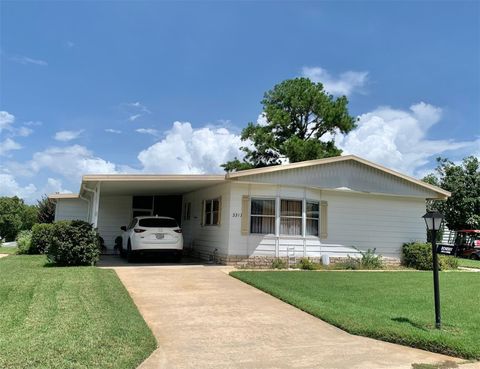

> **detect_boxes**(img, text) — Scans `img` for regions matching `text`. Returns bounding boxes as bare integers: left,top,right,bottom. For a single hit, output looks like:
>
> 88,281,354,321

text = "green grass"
0,255,156,369
0,246,19,254
456,258,480,269
231,270,480,360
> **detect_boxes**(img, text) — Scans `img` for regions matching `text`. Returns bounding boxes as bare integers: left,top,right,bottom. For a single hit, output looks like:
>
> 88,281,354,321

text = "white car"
120,216,183,262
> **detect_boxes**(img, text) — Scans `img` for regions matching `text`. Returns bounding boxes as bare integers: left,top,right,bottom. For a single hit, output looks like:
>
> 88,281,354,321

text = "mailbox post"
422,211,444,329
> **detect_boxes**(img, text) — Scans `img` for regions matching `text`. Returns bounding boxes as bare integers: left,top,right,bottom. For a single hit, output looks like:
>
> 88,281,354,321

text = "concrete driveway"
112,265,469,369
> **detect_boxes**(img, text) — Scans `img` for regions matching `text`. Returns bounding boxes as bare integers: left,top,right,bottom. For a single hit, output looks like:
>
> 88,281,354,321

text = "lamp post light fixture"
422,211,444,329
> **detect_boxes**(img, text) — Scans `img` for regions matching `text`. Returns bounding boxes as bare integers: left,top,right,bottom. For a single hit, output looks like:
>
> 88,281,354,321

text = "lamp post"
422,211,444,329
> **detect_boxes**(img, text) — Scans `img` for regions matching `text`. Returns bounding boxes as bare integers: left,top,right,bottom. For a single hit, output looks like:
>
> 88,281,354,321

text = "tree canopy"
0,196,38,241
222,78,357,172
37,195,56,224
423,156,480,230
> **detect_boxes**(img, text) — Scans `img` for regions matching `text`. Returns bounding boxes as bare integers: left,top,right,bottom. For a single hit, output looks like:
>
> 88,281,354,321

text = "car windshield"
138,218,178,228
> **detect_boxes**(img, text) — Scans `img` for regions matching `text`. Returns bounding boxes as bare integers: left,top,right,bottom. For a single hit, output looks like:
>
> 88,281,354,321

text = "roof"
226,155,451,198
49,155,450,199
49,193,79,199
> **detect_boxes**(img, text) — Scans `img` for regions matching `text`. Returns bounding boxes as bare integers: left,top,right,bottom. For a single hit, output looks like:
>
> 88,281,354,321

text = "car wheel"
119,243,125,258
126,240,134,263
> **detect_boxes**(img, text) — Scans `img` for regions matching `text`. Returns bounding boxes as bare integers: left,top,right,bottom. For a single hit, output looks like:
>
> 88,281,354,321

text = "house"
50,155,449,264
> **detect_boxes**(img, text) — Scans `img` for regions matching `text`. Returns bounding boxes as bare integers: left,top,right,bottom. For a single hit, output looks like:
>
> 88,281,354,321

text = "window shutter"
200,200,205,226
241,195,250,235
320,201,328,239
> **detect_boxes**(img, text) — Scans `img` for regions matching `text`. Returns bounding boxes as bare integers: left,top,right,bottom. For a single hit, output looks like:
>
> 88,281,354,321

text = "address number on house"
232,212,242,218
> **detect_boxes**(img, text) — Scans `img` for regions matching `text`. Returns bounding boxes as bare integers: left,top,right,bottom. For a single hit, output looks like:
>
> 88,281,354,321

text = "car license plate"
155,233,164,240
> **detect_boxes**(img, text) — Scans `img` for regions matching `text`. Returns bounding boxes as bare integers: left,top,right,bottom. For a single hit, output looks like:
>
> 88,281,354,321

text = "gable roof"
226,155,450,199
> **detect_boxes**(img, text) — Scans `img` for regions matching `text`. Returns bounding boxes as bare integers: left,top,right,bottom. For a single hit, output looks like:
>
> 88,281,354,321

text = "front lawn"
0,255,156,369
0,246,19,254
457,258,480,269
231,270,480,360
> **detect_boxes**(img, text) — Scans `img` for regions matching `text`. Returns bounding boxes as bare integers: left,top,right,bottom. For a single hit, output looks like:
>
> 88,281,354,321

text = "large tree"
37,195,56,223
222,78,357,172
423,156,480,230
0,196,38,241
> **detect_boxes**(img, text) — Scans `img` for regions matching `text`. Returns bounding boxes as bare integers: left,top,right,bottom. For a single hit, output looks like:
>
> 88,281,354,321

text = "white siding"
237,160,438,198
182,183,231,260
322,190,427,257
54,198,88,222
97,196,132,250
227,183,361,259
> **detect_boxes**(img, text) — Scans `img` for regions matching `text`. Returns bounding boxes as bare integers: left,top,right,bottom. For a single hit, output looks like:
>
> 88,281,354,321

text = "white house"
50,155,449,264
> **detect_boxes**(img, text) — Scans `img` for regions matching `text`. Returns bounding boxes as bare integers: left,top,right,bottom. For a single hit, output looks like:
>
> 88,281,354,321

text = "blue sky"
1,1,479,202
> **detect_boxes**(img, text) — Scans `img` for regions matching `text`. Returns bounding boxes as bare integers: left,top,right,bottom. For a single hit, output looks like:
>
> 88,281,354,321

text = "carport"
63,174,225,252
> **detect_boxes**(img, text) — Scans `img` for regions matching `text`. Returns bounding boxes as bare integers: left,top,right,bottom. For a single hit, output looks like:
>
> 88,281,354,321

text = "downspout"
82,184,95,223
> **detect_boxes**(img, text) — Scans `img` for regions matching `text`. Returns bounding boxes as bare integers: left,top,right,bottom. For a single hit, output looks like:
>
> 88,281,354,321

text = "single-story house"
50,155,449,264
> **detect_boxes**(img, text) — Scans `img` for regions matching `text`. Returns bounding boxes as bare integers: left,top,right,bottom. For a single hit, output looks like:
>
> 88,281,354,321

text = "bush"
402,242,458,270
31,223,55,254
16,230,32,254
334,257,360,270
359,248,384,270
47,220,100,266
271,258,287,269
297,257,320,270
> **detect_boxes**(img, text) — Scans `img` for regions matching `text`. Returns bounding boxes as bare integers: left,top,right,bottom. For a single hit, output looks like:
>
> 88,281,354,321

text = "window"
306,201,319,236
280,200,302,235
250,199,275,234
138,218,178,228
204,198,220,225
183,202,191,221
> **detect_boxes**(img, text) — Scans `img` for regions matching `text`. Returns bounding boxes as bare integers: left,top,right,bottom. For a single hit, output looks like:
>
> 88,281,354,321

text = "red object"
134,228,146,233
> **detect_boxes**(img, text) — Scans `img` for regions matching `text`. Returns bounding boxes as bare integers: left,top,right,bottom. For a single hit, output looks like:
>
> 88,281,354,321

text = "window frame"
250,197,276,235
204,198,221,226
279,198,303,236
183,202,191,221
305,200,320,237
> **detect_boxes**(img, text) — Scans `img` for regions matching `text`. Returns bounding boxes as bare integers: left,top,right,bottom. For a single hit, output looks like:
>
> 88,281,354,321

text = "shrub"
402,242,458,270
47,220,100,266
31,223,55,254
271,258,287,269
334,256,360,270
297,257,320,270
16,230,32,254
359,248,384,270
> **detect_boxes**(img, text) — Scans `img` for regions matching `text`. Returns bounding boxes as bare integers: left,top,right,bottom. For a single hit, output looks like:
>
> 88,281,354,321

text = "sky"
0,1,479,203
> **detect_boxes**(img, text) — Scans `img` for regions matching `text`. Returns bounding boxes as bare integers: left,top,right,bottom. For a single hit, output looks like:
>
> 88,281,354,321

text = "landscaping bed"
231,270,480,360
0,254,156,369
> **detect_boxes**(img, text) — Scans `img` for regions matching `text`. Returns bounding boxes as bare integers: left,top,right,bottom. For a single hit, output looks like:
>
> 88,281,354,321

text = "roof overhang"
81,174,226,196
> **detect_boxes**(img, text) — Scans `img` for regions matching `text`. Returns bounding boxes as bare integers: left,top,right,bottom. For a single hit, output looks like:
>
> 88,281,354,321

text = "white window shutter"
241,195,250,235
320,201,328,239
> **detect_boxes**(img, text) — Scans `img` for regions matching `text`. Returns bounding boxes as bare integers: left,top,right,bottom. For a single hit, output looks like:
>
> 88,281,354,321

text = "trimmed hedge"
30,223,55,254
47,220,100,266
402,242,458,270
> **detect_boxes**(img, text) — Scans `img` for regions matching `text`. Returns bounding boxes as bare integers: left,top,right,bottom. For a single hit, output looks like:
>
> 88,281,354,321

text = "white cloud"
16,127,33,137
0,111,15,133
335,102,477,176
105,128,122,134
54,130,84,142
43,177,71,195
0,174,37,199
302,66,368,96
0,138,22,156
138,121,244,173
129,114,142,121
29,145,119,181
136,128,160,137
11,56,48,66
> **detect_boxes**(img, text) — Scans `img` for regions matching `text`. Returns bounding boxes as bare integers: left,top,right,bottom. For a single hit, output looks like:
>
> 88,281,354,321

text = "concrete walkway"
112,266,472,369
